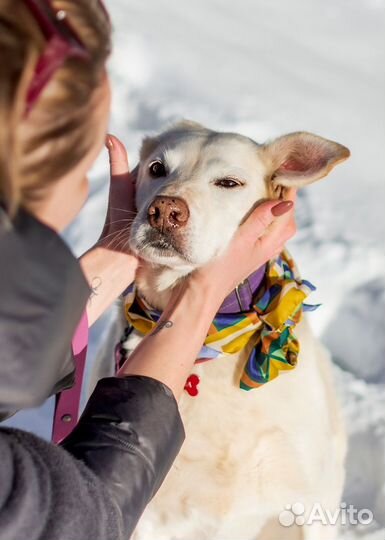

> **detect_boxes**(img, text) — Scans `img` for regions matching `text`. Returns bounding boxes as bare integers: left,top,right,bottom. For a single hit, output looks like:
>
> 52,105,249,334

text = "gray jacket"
0,208,185,540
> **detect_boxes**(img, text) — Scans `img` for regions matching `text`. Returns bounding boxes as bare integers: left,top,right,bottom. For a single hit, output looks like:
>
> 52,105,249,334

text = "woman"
0,1,295,539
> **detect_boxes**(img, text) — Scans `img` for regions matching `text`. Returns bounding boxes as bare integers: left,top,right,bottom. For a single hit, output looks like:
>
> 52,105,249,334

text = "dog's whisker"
115,237,130,252
104,218,135,227
101,224,134,237
101,224,134,242
105,228,128,249
110,207,137,215
103,229,129,240
115,234,127,249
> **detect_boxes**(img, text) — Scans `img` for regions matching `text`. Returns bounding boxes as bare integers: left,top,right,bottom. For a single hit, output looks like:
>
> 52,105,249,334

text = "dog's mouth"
134,229,189,262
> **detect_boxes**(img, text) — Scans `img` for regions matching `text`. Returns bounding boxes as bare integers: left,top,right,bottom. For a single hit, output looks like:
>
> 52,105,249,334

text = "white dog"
112,121,350,540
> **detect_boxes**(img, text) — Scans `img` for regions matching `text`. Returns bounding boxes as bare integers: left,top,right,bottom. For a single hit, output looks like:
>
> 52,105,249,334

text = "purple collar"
218,264,266,314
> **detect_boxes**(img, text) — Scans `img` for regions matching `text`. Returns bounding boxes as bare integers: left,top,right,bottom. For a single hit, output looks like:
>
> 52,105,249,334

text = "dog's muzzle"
147,196,189,233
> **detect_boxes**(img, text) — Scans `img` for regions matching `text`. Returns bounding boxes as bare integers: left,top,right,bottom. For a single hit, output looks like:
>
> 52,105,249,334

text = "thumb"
106,134,130,177
104,133,136,214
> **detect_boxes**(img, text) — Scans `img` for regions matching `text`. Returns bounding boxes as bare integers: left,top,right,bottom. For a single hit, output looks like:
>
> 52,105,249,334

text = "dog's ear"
262,132,350,190
169,119,207,132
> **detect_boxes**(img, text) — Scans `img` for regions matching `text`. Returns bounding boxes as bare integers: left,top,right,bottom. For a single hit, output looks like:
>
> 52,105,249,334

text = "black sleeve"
0,208,90,419
0,376,185,540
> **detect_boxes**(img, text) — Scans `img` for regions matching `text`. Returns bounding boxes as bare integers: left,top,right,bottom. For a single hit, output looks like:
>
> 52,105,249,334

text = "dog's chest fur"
126,309,346,540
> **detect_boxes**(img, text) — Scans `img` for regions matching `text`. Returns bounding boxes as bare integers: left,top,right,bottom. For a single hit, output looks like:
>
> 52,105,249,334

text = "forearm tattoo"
89,276,102,304
151,320,173,336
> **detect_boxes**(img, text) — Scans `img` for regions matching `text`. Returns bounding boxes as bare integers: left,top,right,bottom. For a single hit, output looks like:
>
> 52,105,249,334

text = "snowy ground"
6,0,385,538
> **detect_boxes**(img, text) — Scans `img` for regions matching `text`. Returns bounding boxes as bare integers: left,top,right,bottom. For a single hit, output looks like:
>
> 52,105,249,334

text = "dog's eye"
149,160,167,178
215,178,241,188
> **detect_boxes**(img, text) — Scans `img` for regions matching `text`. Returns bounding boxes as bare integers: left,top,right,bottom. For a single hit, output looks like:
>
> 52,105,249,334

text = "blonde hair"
0,0,111,216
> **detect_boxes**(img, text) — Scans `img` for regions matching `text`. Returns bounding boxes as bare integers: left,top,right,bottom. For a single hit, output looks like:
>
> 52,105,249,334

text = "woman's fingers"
105,133,136,213
256,202,296,256
106,134,130,177
271,200,294,216
241,199,293,243
246,192,297,264
98,134,137,251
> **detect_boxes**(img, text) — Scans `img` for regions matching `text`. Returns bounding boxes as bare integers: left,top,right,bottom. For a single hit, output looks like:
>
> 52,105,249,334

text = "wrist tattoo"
151,320,173,336
89,276,102,304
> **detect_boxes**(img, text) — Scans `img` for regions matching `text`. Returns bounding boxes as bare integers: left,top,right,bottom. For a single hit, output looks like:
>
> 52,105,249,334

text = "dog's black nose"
147,196,189,232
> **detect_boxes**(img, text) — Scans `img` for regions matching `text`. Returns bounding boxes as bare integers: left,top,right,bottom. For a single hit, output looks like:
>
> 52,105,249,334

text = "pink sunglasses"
22,0,109,115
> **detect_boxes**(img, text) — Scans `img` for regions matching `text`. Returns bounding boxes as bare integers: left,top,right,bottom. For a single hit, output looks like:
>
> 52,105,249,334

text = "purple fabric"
218,264,266,314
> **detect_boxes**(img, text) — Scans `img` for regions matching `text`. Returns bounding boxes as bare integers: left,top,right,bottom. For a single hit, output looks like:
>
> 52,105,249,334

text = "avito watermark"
278,502,373,527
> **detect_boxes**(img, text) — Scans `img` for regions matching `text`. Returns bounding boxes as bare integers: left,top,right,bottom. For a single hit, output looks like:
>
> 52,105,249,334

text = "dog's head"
130,121,349,271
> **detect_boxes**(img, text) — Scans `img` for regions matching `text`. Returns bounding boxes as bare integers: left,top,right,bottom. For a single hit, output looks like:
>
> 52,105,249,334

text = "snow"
5,0,384,537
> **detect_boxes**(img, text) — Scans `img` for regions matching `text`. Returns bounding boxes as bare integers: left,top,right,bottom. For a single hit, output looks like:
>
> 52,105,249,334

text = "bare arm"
118,277,221,399
80,248,137,326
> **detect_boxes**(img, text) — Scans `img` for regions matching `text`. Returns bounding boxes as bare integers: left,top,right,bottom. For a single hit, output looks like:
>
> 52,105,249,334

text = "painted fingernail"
271,200,293,216
105,135,113,149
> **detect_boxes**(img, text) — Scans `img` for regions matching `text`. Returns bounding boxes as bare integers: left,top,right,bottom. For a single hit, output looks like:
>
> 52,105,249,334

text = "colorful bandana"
123,250,319,390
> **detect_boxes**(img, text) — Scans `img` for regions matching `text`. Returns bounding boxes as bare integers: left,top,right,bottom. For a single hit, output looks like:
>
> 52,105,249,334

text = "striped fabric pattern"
123,250,319,390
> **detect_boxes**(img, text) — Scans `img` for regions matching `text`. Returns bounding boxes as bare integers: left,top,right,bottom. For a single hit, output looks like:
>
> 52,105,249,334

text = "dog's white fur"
115,122,349,539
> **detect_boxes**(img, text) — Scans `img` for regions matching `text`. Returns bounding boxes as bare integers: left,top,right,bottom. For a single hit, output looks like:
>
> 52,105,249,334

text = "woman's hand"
98,134,137,253
193,190,297,302
80,134,138,326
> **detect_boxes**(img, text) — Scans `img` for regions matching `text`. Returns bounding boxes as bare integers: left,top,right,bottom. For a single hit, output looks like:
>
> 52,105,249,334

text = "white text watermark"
278,502,373,527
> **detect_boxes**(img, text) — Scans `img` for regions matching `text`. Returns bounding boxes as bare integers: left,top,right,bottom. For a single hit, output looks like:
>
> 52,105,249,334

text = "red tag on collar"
184,374,200,396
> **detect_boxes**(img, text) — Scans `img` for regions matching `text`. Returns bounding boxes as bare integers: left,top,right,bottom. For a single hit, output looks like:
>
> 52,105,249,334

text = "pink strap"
52,310,88,444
